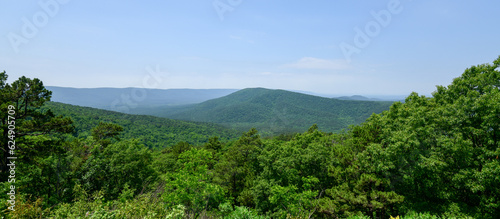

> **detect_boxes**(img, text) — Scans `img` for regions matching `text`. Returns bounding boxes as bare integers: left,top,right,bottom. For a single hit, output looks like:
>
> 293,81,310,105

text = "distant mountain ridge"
152,88,394,134
47,86,401,109
335,95,380,101
47,86,239,113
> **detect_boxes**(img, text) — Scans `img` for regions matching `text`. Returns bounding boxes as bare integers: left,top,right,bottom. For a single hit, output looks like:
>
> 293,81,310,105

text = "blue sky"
1,0,499,96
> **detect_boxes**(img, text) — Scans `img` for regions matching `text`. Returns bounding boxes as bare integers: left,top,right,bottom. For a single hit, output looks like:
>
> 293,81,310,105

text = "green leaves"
213,128,262,206
79,138,156,201
268,176,322,218
162,148,225,215
91,122,123,146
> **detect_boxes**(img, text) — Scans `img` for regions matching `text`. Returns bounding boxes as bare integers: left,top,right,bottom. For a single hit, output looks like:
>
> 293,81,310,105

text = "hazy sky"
1,0,499,96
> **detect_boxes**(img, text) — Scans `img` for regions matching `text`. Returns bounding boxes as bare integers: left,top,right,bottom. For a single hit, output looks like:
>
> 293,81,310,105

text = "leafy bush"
226,206,267,219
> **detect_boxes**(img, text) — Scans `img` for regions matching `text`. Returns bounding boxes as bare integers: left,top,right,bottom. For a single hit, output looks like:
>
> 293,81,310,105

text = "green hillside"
155,88,394,134
42,101,240,148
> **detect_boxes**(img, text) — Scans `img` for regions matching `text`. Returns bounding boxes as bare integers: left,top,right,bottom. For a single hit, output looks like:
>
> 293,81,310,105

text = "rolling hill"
42,101,240,148
152,88,394,134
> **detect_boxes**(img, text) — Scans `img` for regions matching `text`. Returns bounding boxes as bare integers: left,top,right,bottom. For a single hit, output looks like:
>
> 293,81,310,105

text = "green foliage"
268,177,321,218
346,214,372,219
342,56,500,218
2,196,49,218
214,128,262,206
254,126,331,217
91,122,123,146
49,191,174,218
162,148,226,216
226,206,267,219
205,136,223,152
78,138,157,200
218,201,234,216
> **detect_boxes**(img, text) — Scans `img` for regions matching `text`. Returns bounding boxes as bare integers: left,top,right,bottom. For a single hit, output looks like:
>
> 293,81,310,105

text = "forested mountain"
42,101,240,148
154,88,393,134
47,86,238,112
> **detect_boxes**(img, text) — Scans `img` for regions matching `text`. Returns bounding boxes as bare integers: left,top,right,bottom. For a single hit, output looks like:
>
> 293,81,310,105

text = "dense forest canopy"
41,101,241,148
0,56,499,218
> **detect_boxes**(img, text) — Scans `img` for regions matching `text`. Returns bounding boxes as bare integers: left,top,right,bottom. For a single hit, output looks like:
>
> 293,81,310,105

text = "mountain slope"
47,86,239,112
43,102,240,148
155,88,394,134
